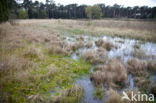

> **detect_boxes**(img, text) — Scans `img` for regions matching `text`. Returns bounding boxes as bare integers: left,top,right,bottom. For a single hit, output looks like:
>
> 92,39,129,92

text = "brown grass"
133,48,147,59
150,84,156,97
90,59,127,88
82,50,97,64
85,42,92,48
58,19,156,42
95,38,116,51
76,36,84,41
51,84,83,103
105,89,122,103
127,58,147,76
48,45,67,56
10,19,156,42
72,41,85,50
134,44,140,49
134,77,150,91
82,48,108,64
147,60,156,73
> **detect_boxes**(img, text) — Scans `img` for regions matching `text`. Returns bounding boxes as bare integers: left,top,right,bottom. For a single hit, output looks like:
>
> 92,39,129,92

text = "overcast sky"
32,0,156,7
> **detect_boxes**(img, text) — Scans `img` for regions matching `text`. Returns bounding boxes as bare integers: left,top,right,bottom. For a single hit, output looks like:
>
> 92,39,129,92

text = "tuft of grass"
127,58,147,76
150,84,156,97
133,48,147,59
82,49,108,64
85,42,92,48
51,84,83,103
90,59,127,88
147,60,156,73
95,38,116,51
105,89,122,103
94,87,104,99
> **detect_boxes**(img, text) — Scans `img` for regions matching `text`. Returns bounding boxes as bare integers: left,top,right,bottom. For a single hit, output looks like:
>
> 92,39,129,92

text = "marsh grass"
90,59,127,88
0,22,91,103
82,49,108,64
127,58,147,76
95,39,116,51
105,89,122,103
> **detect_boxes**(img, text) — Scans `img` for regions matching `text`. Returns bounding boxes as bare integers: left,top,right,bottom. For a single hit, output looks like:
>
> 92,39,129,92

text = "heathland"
0,19,156,103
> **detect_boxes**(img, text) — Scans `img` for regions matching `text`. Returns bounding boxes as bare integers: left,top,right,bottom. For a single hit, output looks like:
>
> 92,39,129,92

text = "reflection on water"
67,35,156,103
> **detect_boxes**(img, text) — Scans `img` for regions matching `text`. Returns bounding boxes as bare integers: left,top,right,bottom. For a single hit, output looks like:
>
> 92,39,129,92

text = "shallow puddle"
65,35,156,103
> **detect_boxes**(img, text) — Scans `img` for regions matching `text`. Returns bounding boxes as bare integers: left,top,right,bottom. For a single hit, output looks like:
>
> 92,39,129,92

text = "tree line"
1,0,156,22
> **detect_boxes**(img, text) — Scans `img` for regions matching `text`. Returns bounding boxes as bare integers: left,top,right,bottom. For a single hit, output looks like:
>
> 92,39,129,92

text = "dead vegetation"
150,84,156,97
134,77,150,91
133,48,147,59
95,38,116,51
0,19,156,103
134,43,140,49
147,60,156,73
127,58,147,76
105,89,122,103
51,84,83,103
90,59,127,88
85,42,92,48
82,48,108,64
0,22,90,103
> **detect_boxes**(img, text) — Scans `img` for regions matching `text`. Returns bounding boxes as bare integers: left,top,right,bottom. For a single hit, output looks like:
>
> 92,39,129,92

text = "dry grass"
0,22,91,103
82,50,97,64
134,77,150,91
85,42,92,48
147,60,156,73
90,59,127,88
76,36,84,41
133,48,147,59
127,58,147,76
95,38,116,51
105,89,122,103
150,84,156,97
51,84,83,103
48,45,68,56
0,19,155,103
56,19,156,42
134,44,140,49
9,19,156,42
82,48,108,64
72,41,85,50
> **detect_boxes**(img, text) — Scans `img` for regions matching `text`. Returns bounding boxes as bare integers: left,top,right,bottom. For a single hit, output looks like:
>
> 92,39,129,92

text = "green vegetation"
85,5,103,19
0,0,9,22
0,42,91,103
18,9,28,19
94,87,104,99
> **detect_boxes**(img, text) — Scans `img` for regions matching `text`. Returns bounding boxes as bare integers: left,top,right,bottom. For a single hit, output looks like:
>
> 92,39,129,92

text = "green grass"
0,44,91,103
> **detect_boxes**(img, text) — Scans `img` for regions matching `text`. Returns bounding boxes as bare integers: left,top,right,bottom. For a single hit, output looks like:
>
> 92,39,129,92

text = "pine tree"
0,0,9,23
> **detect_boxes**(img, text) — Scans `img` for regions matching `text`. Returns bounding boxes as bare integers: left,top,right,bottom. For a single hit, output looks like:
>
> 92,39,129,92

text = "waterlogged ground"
0,20,156,103
64,35,156,103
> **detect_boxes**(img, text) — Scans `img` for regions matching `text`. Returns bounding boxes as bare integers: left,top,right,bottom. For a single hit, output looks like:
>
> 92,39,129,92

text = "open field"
17,19,156,42
0,19,156,103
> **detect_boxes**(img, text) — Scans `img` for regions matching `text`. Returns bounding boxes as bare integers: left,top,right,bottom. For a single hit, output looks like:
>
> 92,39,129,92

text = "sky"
32,0,156,7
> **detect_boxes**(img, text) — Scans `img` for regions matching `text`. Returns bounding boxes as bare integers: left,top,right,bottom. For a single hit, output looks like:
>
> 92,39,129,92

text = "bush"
18,9,28,19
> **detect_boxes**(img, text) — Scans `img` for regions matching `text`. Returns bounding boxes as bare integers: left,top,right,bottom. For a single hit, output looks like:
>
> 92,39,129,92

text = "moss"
0,44,91,103
94,87,104,99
